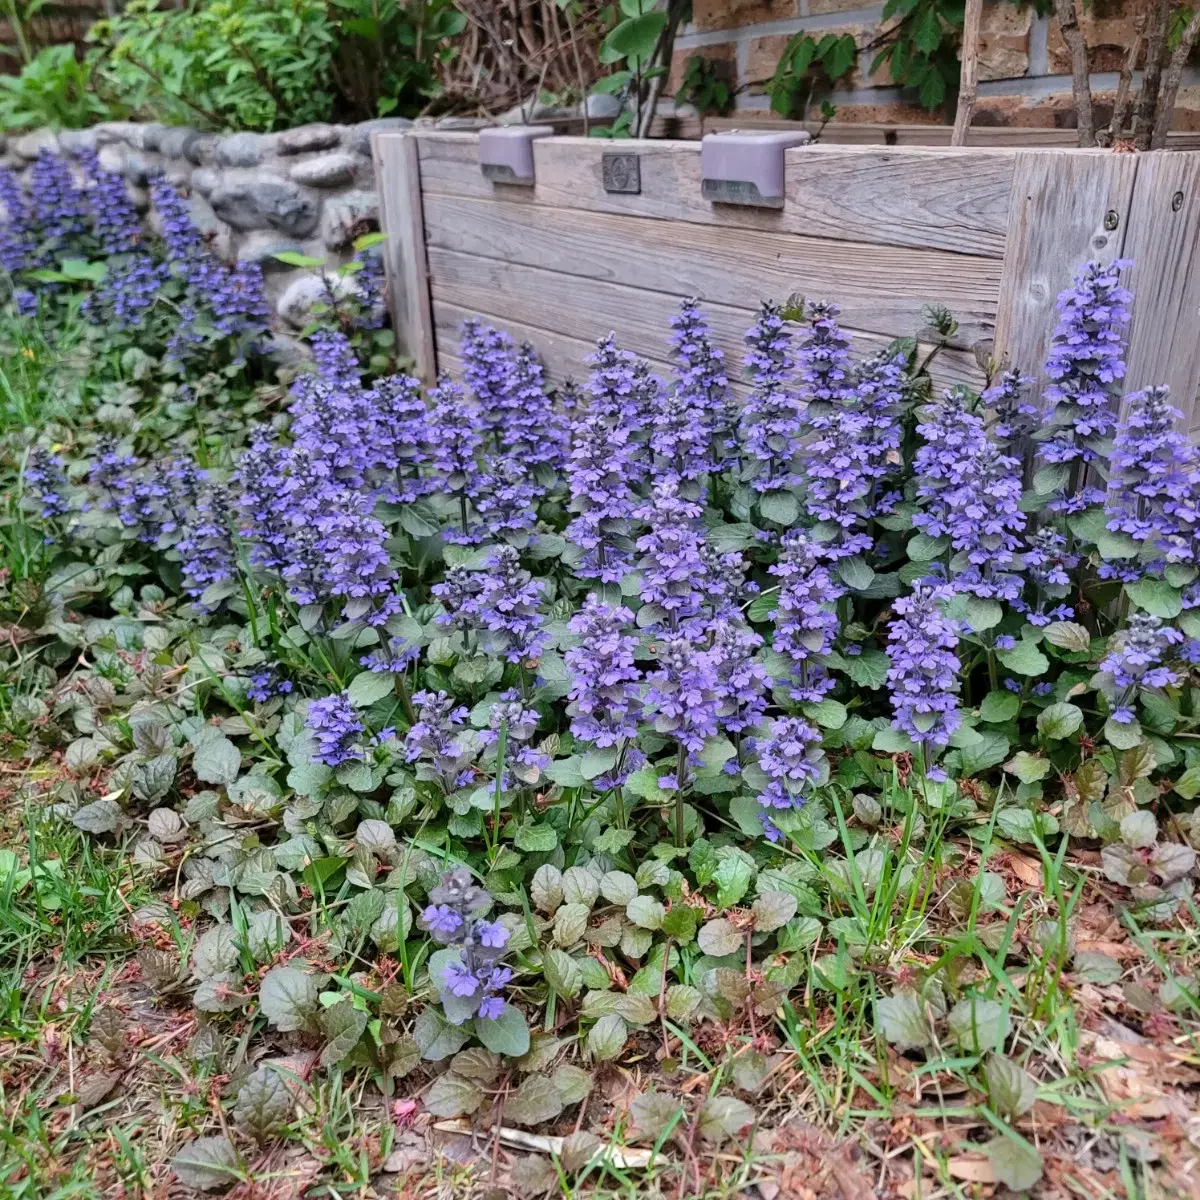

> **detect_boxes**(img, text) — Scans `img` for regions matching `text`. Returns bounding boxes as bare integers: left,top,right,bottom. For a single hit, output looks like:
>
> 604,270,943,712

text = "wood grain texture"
427,249,985,395
422,193,1002,351
413,131,1017,256
993,149,1140,404
373,132,437,381
1120,152,1200,428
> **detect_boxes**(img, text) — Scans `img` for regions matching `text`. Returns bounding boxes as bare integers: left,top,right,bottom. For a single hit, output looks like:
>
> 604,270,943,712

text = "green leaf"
802,698,846,729
947,996,1010,1054
1043,621,1091,652
843,648,889,689
346,671,395,708
985,1054,1037,1117
626,895,665,930
874,992,932,1051
545,755,586,788
1173,764,1200,800
1037,702,1084,740
530,864,564,913
697,917,742,956
319,1000,368,1067
232,1066,291,1141
505,1073,566,1124
601,11,667,64
980,690,1020,723
259,966,319,1033
661,903,698,944
172,1136,241,1192
1125,578,1182,618
513,822,557,852
542,947,582,1000
838,556,874,590
997,640,1049,676
72,798,125,835
1004,750,1050,784
413,1006,470,1060
985,1135,1043,1192
580,746,619,780
587,1012,627,1062
271,250,327,268
1104,716,1144,750
698,1095,755,1143
873,726,916,754
599,871,638,906
424,1072,484,1117
750,890,796,933
907,532,946,561
474,1004,530,1057
758,490,799,525
193,735,241,786
965,597,1003,632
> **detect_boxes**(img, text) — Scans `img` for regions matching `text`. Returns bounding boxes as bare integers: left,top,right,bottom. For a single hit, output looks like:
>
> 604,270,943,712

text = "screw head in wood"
1104,209,1119,231
1173,190,1185,212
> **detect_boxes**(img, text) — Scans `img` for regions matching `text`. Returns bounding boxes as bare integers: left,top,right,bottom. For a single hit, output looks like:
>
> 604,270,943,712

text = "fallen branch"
951,0,983,146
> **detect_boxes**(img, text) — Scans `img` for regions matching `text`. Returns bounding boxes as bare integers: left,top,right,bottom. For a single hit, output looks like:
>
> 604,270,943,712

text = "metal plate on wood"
602,152,641,195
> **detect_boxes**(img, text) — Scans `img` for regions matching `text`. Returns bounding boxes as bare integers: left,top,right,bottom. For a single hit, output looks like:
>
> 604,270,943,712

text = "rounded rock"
157,126,199,160
278,123,342,155
210,176,320,238
215,132,268,169
276,271,361,328
184,132,217,166
344,117,413,156
58,128,98,155
190,167,220,198
320,189,378,250
288,152,359,188
12,129,59,160
237,229,323,269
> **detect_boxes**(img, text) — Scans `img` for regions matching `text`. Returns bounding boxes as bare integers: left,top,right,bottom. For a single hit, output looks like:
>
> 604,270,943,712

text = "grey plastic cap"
700,130,811,209
479,126,553,185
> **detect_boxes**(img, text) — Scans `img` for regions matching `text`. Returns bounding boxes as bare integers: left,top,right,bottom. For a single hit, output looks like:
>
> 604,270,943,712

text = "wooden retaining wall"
373,131,1200,432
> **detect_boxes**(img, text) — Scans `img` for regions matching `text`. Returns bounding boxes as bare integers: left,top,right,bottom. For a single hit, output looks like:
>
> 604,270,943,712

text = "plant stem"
674,743,687,848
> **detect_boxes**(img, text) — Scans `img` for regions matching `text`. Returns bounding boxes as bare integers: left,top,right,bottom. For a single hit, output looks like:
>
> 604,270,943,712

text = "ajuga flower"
246,665,293,703
86,253,163,330
432,563,486,636
29,149,88,260
150,175,204,260
76,148,140,254
474,545,547,664
24,448,69,520
352,244,386,329
315,485,398,623
234,436,293,571
177,483,236,610
770,529,843,702
1019,527,1079,625
634,480,709,630
419,868,513,1024
985,369,1037,453
460,318,516,438
0,167,36,275
801,404,874,560
565,597,642,750
886,584,962,748
503,342,559,470
371,372,429,503
755,716,824,842
913,388,988,537
565,410,638,582
739,302,803,493
306,692,365,766
405,690,473,791
359,632,420,674
480,688,549,783
644,634,722,762
474,458,539,541
1037,259,1132,509
1098,613,1182,722
795,301,853,427
711,619,769,735
426,376,484,543
1106,386,1195,571
670,297,733,470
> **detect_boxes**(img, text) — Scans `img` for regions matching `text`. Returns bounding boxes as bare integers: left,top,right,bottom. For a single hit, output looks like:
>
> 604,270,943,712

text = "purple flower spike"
756,716,824,842
306,693,365,767
1099,612,1182,717
770,529,843,703
739,302,803,493
886,584,963,748
566,596,643,755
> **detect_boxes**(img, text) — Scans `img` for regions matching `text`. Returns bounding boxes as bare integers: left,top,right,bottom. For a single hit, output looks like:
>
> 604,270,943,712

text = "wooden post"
951,0,983,147
994,151,1138,402
371,131,438,383
1121,152,1200,428
1053,0,1095,147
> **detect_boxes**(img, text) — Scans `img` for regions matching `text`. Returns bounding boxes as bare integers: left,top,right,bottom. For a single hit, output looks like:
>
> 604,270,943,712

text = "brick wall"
668,0,1200,132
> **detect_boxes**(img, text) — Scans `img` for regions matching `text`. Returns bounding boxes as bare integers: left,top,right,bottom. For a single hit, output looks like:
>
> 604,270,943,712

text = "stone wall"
0,117,413,331
668,0,1200,132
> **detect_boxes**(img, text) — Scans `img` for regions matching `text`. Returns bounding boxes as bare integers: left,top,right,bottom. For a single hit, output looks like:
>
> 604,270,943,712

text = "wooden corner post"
372,130,438,383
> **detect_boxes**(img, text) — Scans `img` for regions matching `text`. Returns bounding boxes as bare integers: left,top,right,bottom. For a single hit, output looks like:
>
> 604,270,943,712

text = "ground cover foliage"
1,152,1199,1198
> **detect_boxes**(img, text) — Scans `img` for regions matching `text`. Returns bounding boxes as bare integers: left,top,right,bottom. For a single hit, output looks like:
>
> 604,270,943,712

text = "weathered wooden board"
415,132,1018,256
428,249,985,394
372,133,437,382
993,149,1140,404
422,193,1001,350
1120,151,1200,427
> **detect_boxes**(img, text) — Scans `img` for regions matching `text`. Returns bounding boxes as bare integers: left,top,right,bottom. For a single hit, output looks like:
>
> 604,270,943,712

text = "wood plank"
992,149,1140,405
422,193,1001,351
414,131,1018,256
698,114,1200,150
1120,151,1200,430
427,248,985,394
373,131,437,382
